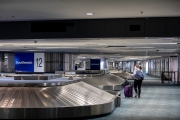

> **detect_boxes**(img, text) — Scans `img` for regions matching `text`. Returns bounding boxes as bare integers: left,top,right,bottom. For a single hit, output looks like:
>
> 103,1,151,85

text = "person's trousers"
134,80,143,95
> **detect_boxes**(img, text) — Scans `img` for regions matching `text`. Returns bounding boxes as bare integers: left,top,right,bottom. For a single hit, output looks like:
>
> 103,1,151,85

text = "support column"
0,52,4,72
102,58,108,74
63,53,69,71
131,61,134,72
4,53,15,72
69,54,73,71
105,58,109,70
112,61,115,69
177,54,180,85
85,58,90,70
100,57,106,70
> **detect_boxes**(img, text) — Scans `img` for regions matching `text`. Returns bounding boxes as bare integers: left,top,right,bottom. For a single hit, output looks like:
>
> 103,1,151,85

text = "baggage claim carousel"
0,73,123,119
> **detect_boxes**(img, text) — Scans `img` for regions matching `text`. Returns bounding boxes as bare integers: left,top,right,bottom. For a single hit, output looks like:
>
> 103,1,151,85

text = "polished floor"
0,73,179,119
88,75,180,120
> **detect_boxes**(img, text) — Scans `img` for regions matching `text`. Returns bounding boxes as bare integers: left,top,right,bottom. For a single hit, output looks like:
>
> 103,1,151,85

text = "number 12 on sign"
36,58,42,67
34,53,44,72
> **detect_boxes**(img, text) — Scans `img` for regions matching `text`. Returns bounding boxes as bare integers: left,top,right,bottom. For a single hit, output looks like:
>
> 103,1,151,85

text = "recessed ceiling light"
162,38,175,40
0,50,11,51
130,47,154,48
27,50,45,51
86,13,94,15
37,47,78,49
138,43,177,44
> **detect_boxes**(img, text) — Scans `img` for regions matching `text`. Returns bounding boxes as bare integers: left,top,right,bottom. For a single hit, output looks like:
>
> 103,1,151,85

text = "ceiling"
0,0,180,61
0,0,180,21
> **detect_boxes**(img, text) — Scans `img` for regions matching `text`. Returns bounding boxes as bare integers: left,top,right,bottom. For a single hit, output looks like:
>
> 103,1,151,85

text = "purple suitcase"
124,85,133,98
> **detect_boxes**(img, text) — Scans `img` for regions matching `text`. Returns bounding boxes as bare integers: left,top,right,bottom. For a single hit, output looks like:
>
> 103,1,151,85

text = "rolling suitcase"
124,82,133,98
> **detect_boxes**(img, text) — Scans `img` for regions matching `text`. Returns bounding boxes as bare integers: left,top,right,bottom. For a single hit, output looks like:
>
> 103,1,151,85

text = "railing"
147,71,161,77
161,71,178,84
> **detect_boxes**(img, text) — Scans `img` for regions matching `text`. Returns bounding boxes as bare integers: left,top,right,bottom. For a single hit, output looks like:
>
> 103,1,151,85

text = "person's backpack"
135,70,144,80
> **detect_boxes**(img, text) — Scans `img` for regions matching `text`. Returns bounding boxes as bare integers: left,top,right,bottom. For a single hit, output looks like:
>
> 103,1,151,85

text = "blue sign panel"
90,59,100,70
15,53,34,72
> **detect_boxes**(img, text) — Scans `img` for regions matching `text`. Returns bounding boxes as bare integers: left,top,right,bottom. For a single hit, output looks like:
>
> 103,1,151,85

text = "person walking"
130,65,144,98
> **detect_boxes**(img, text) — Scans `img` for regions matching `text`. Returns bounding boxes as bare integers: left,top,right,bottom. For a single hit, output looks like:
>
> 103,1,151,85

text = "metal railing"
161,71,178,84
147,71,161,77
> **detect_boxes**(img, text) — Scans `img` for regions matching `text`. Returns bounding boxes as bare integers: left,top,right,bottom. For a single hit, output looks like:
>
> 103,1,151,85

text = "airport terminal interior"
0,0,180,119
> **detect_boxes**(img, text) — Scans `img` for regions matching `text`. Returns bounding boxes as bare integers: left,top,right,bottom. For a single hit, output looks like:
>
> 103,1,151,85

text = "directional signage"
34,53,44,72
15,53,44,72
90,59,100,70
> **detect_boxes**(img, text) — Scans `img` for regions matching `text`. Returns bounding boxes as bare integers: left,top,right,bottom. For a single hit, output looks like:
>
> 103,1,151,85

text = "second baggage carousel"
65,73,126,91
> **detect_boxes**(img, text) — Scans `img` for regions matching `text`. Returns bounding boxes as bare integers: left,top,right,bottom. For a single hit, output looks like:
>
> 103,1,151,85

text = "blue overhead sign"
15,53,44,72
15,53,34,72
90,59,100,70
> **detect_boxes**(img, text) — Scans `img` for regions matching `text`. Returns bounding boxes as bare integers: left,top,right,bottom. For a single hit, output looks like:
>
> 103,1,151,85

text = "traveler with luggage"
130,65,144,98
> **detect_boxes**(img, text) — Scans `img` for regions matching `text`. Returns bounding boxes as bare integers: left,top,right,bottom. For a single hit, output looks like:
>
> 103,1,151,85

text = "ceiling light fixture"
37,47,78,49
163,38,175,40
130,47,154,48
0,50,11,51
138,43,177,44
27,50,45,51
159,51,174,52
86,13,94,15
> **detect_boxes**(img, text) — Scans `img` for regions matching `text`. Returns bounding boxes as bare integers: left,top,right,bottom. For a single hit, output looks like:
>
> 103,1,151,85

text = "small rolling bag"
124,82,133,98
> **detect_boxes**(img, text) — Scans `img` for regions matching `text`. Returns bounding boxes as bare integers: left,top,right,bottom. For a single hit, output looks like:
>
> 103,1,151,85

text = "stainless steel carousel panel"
81,74,125,91
0,81,120,119
111,71,132,79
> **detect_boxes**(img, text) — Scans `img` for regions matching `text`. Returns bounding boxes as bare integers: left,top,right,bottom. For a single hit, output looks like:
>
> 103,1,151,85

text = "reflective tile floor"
88,75,180,120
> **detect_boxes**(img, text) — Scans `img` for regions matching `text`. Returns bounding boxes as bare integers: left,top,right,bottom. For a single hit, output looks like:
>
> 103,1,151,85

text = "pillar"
177,54,180,85
63,53,69,71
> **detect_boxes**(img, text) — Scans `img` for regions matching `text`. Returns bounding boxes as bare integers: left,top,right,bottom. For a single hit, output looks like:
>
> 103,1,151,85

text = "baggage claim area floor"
88,74,180,120
0,72,180,120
